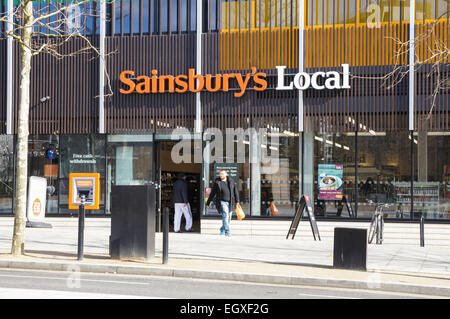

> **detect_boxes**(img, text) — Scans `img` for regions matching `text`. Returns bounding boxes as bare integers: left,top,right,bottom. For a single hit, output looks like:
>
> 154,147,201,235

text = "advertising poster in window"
318,164,344,200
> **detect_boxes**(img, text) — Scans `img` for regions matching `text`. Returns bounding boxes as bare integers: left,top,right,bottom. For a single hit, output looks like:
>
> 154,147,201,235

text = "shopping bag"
235,203,246,221
270,201,279,216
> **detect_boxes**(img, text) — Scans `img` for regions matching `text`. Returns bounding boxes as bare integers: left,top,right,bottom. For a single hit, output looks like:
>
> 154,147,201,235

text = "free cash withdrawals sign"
318,164,344,200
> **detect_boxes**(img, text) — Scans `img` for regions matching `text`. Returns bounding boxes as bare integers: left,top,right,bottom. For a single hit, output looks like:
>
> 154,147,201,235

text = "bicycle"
367,200,392,244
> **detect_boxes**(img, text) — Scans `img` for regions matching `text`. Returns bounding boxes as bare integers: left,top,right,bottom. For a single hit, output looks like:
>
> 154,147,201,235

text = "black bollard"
162,207,169,264
77,195,86,260
420,214,425,247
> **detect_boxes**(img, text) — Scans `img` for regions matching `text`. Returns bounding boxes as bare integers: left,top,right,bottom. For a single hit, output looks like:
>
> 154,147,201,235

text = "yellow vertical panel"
316,28,319,68
305,28,309,68
371,26,374,66
270,28,274,69
328,27,332,67
337,26,341,66
307,28,310,67
370,26,373,66
348,26,353,66
347,26,351,66
230,31,234,71
258,29,261,69
445,20,449,63
262,29,265,69
220,32,223,70
425,22,430,63
232,31,236,71
285,28,289,68
369,26,372,66
239,30,243,70
384,24,387,65
393,23,397,66
285,28,288,68
221,32,225,70
388,23,393,65
385,24,389,65
322,28,326,68
374,26,378,66
432,21,437,64
227,31,230,71
267,29,270,69
311,27,314,68
359,25,362,66
321,27,324,67
330,27,334,67
417,22,422,63
362,25,365,66
277,28,281,67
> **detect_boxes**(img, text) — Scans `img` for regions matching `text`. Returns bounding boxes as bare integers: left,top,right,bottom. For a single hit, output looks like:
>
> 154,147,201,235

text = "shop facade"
0,1,448,226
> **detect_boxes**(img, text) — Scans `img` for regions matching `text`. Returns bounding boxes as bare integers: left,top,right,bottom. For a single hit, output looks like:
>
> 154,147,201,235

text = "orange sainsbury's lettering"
175,74,188,93
119,68,268,96
119,70,135,94
253,71,267,91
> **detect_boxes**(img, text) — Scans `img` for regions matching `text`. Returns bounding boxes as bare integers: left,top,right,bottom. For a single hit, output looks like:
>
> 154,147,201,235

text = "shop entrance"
155,140,202,233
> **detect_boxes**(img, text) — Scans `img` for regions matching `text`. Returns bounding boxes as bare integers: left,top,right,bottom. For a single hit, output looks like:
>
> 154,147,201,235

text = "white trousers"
174,203,193,232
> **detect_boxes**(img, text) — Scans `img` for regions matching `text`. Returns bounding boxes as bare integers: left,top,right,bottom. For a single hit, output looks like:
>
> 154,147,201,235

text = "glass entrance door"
154,139,202,233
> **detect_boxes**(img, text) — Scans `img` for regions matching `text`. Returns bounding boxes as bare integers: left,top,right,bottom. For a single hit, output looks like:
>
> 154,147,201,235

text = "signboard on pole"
286,195,321,240
26,176,52,228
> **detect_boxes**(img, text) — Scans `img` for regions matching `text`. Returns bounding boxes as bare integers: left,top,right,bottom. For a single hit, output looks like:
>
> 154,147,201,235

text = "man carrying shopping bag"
206,169,239,237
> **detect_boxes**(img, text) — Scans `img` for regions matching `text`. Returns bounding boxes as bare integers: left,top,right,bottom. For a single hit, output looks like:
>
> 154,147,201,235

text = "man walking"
206,169,239,237
173,173,192,232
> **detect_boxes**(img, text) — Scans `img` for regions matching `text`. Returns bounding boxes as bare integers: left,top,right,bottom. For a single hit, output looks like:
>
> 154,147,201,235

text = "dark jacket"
173,178,189,204
206,177,239,213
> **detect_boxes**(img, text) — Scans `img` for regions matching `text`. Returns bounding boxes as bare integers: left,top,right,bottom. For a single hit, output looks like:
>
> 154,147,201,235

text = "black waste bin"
110,185,156,261
333,227,367,271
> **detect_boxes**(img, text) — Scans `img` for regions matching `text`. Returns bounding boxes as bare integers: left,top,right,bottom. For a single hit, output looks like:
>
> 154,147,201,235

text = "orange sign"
44,164,58,177
32,198,41,216
119,67,267,97
69,173,100,210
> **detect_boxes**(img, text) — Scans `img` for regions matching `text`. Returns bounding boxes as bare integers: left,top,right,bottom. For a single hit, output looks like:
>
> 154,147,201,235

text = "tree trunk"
11,0,33,256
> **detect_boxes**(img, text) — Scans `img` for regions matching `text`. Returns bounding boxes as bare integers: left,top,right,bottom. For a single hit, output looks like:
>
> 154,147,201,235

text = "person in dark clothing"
173,173,192,232
206,169,240,236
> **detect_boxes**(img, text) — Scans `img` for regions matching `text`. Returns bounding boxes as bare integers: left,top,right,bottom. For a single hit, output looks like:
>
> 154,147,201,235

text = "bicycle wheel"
368,215,377,244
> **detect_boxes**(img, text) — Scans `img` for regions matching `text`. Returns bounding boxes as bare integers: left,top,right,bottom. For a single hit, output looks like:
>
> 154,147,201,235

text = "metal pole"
420,213,425,247
411,131,414,221
354,130,358,218
77,195,86,260
98,0,106,134
6,0,13,135
195,0,202,134
162,207,169,264
298,0,304,133
409,0,415,131
301,132,304,195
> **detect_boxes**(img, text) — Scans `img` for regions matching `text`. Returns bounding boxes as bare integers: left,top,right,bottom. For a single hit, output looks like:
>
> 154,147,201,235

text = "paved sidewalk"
1,217,449,274
0,217,450,296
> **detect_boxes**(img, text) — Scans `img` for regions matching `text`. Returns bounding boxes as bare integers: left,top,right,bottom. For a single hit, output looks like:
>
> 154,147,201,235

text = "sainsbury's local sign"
119,64,350,97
